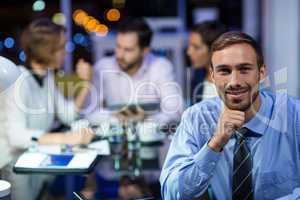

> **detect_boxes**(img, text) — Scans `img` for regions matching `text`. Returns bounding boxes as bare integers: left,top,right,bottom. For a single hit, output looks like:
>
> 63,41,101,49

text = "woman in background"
0,56,20,176
1,18,94,200
187,21,225,104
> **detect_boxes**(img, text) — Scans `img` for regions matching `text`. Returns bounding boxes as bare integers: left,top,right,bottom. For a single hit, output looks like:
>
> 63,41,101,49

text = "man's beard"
219,83,259,111
117,57,143,72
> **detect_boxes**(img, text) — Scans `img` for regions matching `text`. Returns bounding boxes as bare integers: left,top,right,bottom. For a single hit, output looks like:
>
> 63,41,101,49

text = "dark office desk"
10,137,170,200
96,139,170,178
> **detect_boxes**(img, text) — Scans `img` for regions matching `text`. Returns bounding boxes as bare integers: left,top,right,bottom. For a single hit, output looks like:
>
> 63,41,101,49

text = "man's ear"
259,64,267,82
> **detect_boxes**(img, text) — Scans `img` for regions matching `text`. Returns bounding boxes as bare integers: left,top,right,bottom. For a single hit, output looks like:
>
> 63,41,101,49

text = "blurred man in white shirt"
83,18,184,126
80,18,184,199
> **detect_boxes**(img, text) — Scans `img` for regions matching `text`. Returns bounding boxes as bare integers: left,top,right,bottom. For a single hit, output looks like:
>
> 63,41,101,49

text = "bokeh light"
73,9,110,37
82,16,93,27
106,9,121,21
85,18,99,32
4,37,15,48
19,51,27,62
52,13,66,26
94,24,109,37
73,33,85,45
73,9,88,26
65,41,75,53
32,0,45,12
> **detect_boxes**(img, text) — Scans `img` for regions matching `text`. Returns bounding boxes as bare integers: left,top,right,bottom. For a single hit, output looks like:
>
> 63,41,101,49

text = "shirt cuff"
193,141,220,177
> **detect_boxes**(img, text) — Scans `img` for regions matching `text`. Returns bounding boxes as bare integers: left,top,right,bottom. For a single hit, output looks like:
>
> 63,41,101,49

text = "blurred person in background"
187,21,225,104
0,56,20,176
84,18,184,126
80,18,184,199
1,18,94,200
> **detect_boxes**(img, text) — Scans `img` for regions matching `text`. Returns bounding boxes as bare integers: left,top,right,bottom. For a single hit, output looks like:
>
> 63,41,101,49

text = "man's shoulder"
261,90,300,132
94,56,116,70
147,54,173,70
262,90,300,111
150,54,171,63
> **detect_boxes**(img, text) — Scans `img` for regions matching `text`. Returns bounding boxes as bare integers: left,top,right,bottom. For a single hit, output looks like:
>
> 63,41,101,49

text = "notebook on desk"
13,150,98,174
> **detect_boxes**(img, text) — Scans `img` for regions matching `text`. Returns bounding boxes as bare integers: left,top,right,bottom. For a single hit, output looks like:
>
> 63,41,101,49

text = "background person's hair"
211,31,264,68
20,18,65,66
117,18,153,49
191,21,226,49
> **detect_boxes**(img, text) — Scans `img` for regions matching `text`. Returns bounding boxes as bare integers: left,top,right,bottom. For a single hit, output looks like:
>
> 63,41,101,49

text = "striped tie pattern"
232,128,253,200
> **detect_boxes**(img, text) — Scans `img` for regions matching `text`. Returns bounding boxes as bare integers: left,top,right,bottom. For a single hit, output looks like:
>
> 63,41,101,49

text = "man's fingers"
227,114,245,122
226,110,245,117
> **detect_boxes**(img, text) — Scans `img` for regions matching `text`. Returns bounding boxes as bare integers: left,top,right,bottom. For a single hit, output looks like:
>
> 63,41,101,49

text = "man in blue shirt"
160,31,300,200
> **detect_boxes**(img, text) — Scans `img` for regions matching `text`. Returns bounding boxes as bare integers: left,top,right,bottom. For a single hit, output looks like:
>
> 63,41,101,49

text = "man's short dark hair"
211,31,264,68
191,21,226,49
118,18,153,49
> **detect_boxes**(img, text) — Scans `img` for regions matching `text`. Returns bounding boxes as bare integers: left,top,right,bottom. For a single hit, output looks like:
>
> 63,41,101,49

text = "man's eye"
240,67,250,74
193,45,201,50
218,69,231,74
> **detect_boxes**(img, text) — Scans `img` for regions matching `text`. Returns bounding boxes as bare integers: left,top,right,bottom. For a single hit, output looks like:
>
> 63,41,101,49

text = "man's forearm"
162,143,220,199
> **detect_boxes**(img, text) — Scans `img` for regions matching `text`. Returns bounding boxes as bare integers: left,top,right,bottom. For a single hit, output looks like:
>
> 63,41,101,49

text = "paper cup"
0,180,11,200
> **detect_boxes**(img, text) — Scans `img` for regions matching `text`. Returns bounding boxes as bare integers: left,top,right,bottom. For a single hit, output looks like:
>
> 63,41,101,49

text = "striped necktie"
232,128,253,200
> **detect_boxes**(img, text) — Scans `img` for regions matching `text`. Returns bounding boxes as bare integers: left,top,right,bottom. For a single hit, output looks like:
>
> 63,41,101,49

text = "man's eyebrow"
214,64,230,70
235,63,253,68
214,63,254,69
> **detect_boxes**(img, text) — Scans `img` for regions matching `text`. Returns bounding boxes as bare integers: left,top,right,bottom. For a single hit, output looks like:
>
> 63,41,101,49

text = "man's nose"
187,46,192,57
229,71,242,86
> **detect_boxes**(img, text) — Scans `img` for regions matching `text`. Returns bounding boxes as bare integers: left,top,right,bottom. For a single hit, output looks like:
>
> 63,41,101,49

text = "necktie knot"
234,128,248,143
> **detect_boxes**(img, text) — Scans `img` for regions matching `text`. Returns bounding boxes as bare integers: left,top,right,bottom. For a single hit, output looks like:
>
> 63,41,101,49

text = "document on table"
14,151,98,169
87,140,110,155
14,152,47,168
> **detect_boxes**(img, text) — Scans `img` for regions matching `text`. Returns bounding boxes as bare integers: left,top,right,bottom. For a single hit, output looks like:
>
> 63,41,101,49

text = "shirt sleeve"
82,59,113,125
293,98,300,154
4,82,44,150
160,109,220,200
275,188,300,200
150,58,184,125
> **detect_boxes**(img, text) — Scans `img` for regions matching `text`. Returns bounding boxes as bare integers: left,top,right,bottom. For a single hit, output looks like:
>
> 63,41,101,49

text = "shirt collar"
32,73,45,87
242,91,273,137
23,65,48,87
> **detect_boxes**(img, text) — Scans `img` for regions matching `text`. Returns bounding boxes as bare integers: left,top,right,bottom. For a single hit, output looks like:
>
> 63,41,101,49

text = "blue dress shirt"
160,90,300,200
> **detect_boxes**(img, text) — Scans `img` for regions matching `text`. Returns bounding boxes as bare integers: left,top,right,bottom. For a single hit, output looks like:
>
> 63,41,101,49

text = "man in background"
80,18,184,199
83,18,183,126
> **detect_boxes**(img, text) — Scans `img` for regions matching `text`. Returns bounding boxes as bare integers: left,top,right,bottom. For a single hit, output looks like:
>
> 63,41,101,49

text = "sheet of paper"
14,152,47,168
88,140,110,155
67,152,98,169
